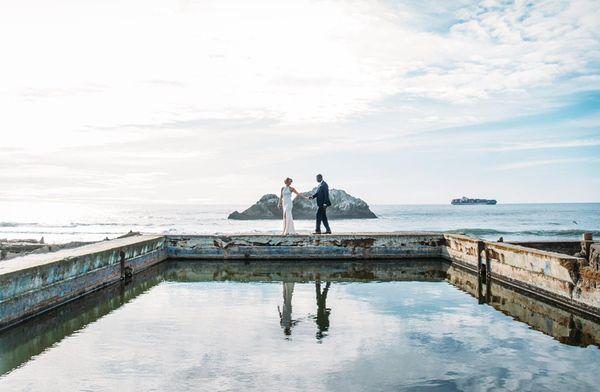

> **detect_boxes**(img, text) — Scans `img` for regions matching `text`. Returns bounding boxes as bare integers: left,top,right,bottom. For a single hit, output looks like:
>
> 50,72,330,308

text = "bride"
278,177,308,235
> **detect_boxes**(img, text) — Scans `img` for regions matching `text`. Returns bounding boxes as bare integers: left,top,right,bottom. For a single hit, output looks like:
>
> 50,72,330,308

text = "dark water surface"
1,260,600,391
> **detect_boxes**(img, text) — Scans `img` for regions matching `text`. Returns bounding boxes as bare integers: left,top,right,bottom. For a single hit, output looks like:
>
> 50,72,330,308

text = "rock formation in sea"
228,188,377,220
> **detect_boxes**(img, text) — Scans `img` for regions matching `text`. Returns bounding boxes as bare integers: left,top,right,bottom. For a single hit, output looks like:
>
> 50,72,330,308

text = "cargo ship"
451,196,497,205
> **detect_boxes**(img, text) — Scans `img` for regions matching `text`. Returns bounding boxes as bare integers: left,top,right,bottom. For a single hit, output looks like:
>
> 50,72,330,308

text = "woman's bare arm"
278,187,283,208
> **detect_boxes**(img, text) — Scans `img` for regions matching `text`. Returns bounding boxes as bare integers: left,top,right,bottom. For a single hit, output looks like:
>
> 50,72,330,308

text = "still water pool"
1,261,600,391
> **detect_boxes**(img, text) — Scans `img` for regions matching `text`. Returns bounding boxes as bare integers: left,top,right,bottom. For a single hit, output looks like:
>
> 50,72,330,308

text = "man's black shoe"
313,231,322,235
324,231,332,234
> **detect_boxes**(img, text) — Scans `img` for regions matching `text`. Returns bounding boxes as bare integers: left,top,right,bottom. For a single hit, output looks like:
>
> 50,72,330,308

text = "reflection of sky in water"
2,281,600,391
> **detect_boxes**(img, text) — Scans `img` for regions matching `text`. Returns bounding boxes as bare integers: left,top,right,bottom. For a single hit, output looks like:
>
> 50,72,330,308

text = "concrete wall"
574,243,600,310
588,243,600,270
0,235,166,330
2,232,600,331
484,241,579,298
166,233,445,260
442,234,596,315
441,234,480,270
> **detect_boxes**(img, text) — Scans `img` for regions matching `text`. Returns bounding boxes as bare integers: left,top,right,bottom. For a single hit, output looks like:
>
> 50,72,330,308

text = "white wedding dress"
281,186,296,235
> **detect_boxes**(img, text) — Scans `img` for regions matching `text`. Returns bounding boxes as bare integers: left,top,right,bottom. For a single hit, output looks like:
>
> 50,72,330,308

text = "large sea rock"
228,189,377,220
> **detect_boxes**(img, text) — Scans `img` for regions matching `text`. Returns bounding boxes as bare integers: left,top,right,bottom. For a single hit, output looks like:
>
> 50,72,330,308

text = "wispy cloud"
493,157,600,171
21,84,107,99
485,138,600,152
84,114,281,132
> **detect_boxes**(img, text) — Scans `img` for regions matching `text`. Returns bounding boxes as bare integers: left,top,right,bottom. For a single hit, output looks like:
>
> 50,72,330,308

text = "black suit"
312,181,331,233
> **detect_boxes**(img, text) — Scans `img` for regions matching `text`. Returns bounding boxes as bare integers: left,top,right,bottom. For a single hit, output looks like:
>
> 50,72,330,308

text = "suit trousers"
316,206,331,232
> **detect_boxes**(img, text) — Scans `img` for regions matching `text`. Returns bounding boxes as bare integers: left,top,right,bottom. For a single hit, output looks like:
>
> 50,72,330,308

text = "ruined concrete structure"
1,232,599,330
5,258,599,375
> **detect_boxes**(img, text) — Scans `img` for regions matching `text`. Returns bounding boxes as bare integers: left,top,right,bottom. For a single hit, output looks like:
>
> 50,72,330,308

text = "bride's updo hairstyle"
285,177,292,185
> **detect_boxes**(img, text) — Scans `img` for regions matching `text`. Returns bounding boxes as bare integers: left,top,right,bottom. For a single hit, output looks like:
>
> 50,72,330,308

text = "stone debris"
0,231,142,261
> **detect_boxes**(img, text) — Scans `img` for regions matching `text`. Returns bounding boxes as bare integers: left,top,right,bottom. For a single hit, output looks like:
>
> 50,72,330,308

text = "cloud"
0,0,599,204
492,157,600,171
409,115,478,125
141,80,186,88
85,114,282,132
3,0,598,128
485,138,600,152
21,84,107,100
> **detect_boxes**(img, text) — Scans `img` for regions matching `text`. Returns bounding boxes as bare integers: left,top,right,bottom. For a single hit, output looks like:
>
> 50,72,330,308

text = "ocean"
1,201,598,244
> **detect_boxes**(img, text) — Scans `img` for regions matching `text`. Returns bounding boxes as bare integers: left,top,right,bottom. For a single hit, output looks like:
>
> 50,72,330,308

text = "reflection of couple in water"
277,280,331,339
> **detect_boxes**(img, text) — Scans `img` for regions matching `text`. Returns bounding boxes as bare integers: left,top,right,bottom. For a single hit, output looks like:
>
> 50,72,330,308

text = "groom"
309,174,332,234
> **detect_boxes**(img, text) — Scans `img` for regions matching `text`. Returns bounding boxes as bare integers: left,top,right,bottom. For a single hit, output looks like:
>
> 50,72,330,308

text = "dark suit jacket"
312,181,331,207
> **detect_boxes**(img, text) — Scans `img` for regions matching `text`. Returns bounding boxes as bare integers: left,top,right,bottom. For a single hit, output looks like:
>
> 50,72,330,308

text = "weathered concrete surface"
573,243,600,309
442,234,596,315
441,234,480,268
166,233,445,260
485,241,579,293
0,235,166,330
588,243,600,270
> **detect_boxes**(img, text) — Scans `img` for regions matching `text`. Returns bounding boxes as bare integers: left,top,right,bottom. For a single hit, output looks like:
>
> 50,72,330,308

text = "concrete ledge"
0,235,166,329
442,233,592,313
165,233,445,260
442,234,480,266
485,241,579,292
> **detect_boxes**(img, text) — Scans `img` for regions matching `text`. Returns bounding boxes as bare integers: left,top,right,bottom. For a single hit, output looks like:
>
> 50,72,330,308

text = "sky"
0,0,599,205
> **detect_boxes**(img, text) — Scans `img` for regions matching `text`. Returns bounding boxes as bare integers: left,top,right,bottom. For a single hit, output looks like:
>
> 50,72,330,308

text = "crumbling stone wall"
589,244,600,270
